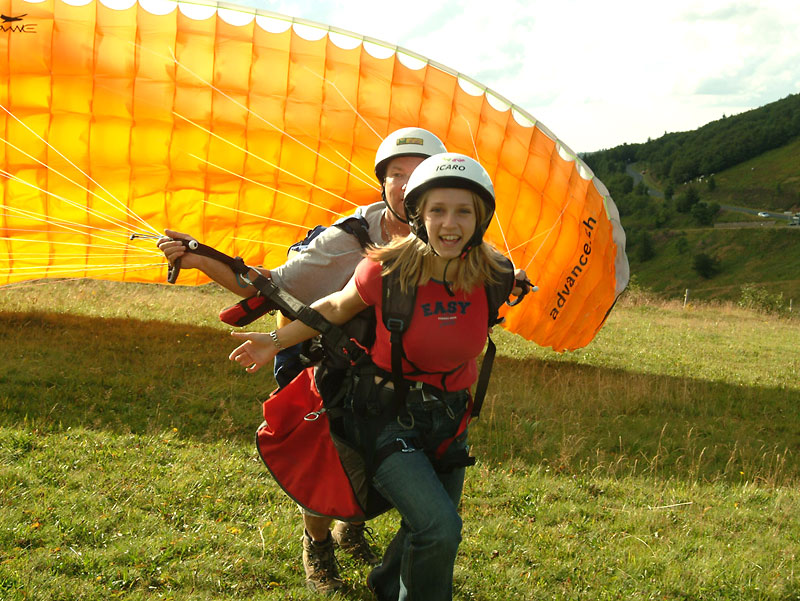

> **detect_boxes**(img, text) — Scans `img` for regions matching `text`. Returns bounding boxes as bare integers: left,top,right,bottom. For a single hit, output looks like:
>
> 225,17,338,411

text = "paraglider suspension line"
129,232,162,241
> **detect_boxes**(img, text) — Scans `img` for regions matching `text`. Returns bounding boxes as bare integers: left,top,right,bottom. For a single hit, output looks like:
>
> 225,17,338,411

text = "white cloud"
232,0,799,152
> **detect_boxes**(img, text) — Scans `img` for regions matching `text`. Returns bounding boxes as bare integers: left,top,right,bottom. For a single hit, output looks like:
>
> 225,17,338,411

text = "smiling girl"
229,153,524,601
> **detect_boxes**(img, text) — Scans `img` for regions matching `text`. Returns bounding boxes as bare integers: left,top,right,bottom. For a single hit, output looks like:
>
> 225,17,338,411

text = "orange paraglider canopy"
0,0,627,351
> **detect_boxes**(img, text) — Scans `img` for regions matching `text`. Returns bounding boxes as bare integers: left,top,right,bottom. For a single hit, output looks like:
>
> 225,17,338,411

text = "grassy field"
1,280,799,600
628,227,800,302
704,136,800,212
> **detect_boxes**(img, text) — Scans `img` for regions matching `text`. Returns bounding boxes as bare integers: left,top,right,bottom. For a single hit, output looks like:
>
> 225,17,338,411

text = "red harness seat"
255,367,369,521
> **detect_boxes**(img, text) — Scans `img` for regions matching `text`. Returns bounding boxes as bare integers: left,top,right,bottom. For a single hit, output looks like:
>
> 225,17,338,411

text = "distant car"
757,211,769,217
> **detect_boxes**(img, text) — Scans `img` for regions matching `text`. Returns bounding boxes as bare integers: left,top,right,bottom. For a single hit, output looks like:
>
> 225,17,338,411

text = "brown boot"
302,530,344,594
331,521,380,566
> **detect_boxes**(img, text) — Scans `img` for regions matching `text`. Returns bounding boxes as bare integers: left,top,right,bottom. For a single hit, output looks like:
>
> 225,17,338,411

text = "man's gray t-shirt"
269,202,386,305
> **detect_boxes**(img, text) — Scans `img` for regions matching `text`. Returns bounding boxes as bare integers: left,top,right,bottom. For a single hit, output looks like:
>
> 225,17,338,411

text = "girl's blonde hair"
368,190,510,292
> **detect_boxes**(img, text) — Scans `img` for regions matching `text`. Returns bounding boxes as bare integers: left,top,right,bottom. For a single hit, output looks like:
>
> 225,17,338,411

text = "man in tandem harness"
228,153,531,601
158,128,450,594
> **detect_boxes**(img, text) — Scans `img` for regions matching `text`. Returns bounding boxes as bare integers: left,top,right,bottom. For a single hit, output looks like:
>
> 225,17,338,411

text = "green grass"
704,136,800,212
2,279,799,599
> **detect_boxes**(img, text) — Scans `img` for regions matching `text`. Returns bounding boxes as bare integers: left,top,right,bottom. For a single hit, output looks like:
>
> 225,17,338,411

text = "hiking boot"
331,521,380,566
302,530,345,594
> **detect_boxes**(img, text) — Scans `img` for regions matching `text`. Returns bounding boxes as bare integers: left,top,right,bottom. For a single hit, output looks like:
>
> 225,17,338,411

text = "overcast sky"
226,0,800,154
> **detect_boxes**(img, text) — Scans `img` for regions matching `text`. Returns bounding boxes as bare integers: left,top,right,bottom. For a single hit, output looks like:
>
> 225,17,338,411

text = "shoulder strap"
381,268,417,405
471,259,516,418
288,224,328,255
333,215,373,249
485,256,516,327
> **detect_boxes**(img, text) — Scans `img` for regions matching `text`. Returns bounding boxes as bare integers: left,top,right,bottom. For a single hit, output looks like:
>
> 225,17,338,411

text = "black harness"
167,232,529,477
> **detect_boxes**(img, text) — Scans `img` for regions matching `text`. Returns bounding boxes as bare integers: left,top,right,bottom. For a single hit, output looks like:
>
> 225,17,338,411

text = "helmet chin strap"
442,232,490,295
442,258,456,297
459,226,486,258
381,187,408,224
420,231,457,297
442,239,481,296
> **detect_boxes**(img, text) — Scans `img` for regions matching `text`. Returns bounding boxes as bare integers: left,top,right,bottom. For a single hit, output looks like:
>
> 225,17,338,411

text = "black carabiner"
167,239,199,284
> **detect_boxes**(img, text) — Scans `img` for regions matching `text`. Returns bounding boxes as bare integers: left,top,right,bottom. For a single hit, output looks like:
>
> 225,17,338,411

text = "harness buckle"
396,438,416,453
303,408,327,421
385,317,405,332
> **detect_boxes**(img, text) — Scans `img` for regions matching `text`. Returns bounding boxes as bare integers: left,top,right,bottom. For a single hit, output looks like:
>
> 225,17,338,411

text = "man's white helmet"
403,153,495,253
374,127,447,184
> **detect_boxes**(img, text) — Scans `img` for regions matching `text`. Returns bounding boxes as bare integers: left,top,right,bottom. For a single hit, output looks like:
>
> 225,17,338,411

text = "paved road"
624,164,794,222
720,205,792,221
625,164,664,198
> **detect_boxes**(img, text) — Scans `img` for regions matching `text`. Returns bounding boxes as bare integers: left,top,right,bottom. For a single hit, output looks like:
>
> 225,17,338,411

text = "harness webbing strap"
387,328,409,408
168,240,367,366
335,216,372,250
246,273,366,365
173,239,510,421
471,337,496,418
167,240,249,283
434,395,475,461
382,276,415,409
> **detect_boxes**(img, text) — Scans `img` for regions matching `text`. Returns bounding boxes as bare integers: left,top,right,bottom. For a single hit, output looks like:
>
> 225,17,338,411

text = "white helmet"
403,153,495,253
374,127,447,184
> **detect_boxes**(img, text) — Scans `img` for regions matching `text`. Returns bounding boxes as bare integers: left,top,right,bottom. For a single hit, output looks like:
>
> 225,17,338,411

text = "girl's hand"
509,268,536,306
228,331,278,373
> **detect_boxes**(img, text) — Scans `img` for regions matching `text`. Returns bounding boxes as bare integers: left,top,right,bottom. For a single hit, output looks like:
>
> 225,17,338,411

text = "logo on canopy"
1,14,36,33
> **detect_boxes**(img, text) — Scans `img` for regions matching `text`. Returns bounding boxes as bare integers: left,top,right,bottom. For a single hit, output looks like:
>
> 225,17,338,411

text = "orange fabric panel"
0,0,627,350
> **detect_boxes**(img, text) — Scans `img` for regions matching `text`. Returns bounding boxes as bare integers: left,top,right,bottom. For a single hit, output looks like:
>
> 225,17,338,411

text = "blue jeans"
363,390,470,601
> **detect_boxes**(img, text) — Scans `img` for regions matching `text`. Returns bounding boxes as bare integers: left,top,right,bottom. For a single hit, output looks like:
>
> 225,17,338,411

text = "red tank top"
354,258,488,390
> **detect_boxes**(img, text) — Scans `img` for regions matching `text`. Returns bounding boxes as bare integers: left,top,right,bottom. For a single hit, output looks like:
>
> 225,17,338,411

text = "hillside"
629,227,800,303
582,94,800,304
702,136,800,211
2,279,799,600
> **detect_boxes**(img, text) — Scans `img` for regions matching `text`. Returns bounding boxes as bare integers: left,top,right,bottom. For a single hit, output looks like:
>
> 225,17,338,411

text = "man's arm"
270,227,370,303
158,201,382,300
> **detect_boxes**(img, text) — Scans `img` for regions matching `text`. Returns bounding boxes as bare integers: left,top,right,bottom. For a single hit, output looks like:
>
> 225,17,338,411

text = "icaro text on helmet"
403,153,495,254
373,127,447,184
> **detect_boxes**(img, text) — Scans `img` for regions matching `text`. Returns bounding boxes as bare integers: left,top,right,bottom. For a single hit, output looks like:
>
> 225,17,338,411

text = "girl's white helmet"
403,153,495,253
